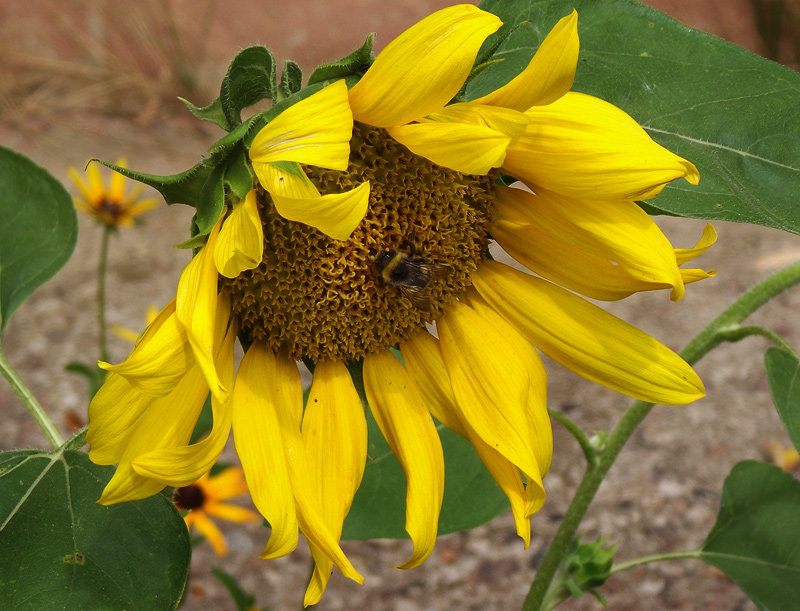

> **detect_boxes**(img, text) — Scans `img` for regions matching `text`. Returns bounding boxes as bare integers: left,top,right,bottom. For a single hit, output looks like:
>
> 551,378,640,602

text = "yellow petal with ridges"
176,217,226,403
387,122,509,175
231,342,298,559
132,321,237,487
473,260,706,405
427,102,529,146
87,373,150,465
363,350,444,569
473,10,579,109
348,5,502,127
253,161,320,199
495,186,686,300
302,359,368,606
98,365,209,505
271,180,370,240
249,80,353,170
503,92,699,200
214,189,265,279
98,299,194,395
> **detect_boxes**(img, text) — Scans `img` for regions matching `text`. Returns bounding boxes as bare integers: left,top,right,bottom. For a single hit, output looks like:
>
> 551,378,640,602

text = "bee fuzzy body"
374,246,451,311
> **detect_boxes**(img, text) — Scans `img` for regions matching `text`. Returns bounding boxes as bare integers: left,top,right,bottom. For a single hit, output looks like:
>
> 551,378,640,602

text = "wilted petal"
214,189,265,279
349,5,501,127
271,181,370,240
427,102,529,145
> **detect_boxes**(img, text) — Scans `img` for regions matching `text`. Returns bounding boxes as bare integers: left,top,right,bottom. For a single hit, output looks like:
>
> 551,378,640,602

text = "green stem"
548,408,596,466
715,324,798,357
98,226,111,362
0,347,64,448
522,259,800,610
610,549,702,576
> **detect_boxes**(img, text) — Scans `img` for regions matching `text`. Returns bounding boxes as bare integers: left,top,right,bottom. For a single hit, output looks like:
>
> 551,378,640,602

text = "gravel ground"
2,2,798,609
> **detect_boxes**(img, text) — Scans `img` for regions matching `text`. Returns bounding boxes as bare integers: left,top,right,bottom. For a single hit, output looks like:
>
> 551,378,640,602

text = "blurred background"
2,1,799,609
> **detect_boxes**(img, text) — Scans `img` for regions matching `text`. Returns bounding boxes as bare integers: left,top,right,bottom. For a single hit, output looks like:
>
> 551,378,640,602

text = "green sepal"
557,537,617,602
224,145,254,200
179,96,229,130
279,60,303,99
174,233,209,250
307,33,375,85
196,156,227,234
220,46,278,128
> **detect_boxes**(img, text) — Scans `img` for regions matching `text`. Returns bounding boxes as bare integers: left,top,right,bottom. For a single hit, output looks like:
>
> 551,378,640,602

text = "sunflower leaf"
224,145,254,200
307,33,375,86
474,0,800,235
699,460,800,608
0,147,77,333
220,46,278,128
279,60,303,99
765,347,800,454
0,448,190,609
179,96,229,130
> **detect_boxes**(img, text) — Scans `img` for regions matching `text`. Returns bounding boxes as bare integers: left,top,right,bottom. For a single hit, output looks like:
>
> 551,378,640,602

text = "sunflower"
172,467,260,556
87,5,714,606
68,158,160,228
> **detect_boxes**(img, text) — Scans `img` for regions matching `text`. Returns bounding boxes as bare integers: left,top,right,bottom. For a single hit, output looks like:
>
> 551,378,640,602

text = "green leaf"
474,0,800,235
700,460,800,609
211,567,256,611
224,145,254,200
0,147,77,333
64,360,106,398
0,448,190,609
220,46,277,128
307,33,375,85
279,60,303,98
765,347,800,453
196,158,227,234
342,409,509,540
179,96,229,130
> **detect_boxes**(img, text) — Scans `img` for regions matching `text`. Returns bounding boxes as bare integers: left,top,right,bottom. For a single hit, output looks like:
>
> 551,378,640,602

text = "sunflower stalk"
523,258,800,610
97,225,112,362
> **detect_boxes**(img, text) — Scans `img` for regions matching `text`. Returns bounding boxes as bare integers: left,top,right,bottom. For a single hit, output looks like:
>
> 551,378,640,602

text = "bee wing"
406,258,452,281
400,285,433,311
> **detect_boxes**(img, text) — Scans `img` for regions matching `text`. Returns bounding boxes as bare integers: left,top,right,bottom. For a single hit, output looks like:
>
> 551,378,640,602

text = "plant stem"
98,226,111,362
610,549,702,575
548,408,596,466
0,347,64,448
714,324,798,357
522,259,800,610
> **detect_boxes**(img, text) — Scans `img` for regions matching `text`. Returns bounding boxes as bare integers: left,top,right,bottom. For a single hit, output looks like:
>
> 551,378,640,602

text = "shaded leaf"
0,147,77,332
700,460,800,610
179,96,229,130
765,347,800,453
220,46,277,128
0,448,190,609
474,0,800,234
279,60,303,98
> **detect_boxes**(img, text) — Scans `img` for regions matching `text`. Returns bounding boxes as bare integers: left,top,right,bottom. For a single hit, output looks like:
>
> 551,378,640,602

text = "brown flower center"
223,123,495,361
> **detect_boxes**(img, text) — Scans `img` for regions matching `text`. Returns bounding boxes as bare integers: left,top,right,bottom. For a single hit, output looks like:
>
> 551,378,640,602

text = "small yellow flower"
68,158,159,228
172,467,260,556
111,304,160,344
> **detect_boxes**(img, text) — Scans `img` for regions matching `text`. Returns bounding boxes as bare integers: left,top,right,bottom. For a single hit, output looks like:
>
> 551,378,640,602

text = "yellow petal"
202,466,248,500
132,321,237,487
271,180,370,240
85,161,106,201
87,373,150,465
253,161,320,199
348,5,502,127
191,511,228,556
363,350,444,569
122,197,160,220
437,301,545,488
302,359,368,606
204,500,260,524
249,80,353,171
473,10,579,109
176,217,227,402
503,92,700,200
107,157,129,202
67,166,95,205
98,365,210,505
213,189,265,279
231,342,298,559
473,260,706,405
494,186,686,300
427,102,529,146
388,122,509,175
675,223,717,265
98,299,195,395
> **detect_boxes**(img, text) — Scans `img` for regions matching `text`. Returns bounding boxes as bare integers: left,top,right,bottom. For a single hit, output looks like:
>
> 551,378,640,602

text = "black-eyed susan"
87,5,715,606
172,467,260,556
68,158,159,228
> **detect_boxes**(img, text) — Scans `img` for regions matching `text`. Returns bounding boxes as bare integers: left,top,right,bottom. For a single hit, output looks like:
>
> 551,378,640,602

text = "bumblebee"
374,239,451,310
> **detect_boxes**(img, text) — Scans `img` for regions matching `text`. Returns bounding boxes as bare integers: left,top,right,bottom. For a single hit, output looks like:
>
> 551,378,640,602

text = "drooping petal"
271,180,370,240
98,365,210,505
473,10,579,109
427,102,529,146
675,223,717,265
503,92,699,200
363,350,444,569
302,359,368,606
132,320,237,487
494,186,686,300
175,217,226,402
190,511,228,555
253,161,320,199
249,80,353,171
348,5,502,127
214,189,265,279
231,342,298,559
436,301,545,493
201,467,249,500
87,373,150,465
473,260,706,405
98,299,195,395
387,121,510,175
